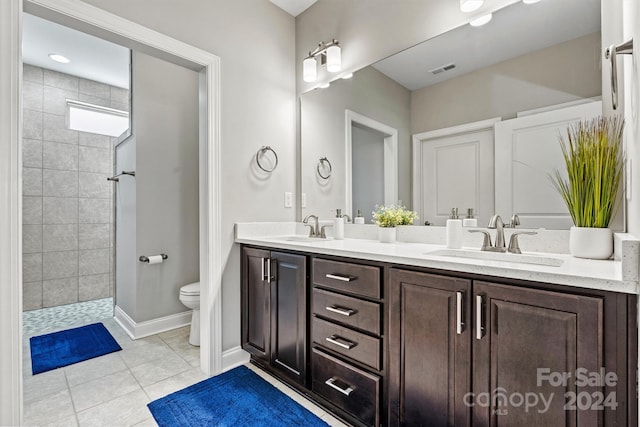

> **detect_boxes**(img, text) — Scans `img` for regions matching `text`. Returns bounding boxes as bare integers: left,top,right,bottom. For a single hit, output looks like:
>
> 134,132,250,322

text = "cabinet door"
241,247,271,362
270,251,307,385
473,281,603,427
389,268,472,426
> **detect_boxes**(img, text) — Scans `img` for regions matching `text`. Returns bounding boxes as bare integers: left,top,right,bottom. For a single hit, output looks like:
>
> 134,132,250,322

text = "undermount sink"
425,249,564,267
280,236,332,243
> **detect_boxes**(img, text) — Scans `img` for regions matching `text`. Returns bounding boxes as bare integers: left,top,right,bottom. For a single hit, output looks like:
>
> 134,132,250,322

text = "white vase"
569,226,613,259
378,226,397,243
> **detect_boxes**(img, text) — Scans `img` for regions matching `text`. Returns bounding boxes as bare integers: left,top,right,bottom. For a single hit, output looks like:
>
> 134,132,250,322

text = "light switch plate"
284,191,293,208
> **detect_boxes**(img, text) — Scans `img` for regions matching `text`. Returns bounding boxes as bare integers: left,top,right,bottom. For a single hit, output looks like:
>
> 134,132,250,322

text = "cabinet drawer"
312,317,381,370
313,258,380,299
312,288,381,335
312,347,380,427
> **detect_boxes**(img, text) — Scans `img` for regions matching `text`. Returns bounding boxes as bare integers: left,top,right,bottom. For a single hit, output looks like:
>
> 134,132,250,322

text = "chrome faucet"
303,215,320,237
488,214,506,251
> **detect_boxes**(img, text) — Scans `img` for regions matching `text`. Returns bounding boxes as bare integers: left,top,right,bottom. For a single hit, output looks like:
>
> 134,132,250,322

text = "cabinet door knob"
325,377,354,396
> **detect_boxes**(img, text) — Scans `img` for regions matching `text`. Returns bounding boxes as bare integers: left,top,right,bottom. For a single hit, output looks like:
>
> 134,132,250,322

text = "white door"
413,120,496,226
494,101,602,229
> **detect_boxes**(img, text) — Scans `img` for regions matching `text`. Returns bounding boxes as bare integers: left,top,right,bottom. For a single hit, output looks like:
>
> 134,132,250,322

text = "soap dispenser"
446,208,463,249
354,209,365,224
334,209,345,240
463,208,478,227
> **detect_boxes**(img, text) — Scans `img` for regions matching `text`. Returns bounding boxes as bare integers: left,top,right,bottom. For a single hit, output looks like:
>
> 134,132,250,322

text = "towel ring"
256,146,278,173
317,157,332,179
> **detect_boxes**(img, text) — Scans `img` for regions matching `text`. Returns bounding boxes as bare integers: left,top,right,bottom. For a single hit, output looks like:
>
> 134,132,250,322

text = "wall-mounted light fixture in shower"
303,39,341,83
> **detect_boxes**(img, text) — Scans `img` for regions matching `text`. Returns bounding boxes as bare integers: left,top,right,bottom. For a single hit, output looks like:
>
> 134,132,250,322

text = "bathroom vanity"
237,223,638,427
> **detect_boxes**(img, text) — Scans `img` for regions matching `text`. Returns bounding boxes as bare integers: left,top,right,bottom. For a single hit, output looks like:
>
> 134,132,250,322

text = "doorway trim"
345,109,398,217
1,0,222,423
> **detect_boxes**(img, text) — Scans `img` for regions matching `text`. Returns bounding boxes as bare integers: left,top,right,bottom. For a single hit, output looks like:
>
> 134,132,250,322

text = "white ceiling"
372,0,600,91
22,13,130,89
269,0,317,17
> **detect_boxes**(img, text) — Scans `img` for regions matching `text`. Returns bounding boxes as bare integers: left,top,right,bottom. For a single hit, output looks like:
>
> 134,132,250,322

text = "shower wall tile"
44,69,78,92
43,141,79,171
23,253,43,283
43,169,78,198
79,172,111,198
79,78,110,99
43,86,77,115
23,281,43,311
23,139,43,168
79,198,111,224
23,196,43,225
78,93,110,108
79,147,112,174
23,64,43,84
79,274,110,301
23,81,43,112
43,197,78,224
79,224,110,250
43,277,78,307
110,101,130,113
79,249,110,276
79,132,111,150
23,225,43,254
43,251,78,280
23,168,43,196
43,225,78,252
43,113,79,144
110,87,129,105
23,109,43,140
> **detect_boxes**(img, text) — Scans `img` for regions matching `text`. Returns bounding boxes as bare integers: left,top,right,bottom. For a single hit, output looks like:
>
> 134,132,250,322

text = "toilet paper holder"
139,254,168,263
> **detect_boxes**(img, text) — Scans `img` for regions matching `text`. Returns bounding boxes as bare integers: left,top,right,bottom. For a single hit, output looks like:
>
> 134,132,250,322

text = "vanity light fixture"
48,53,70,63
460,0,483,13
303,39,341,83
470,13,492,27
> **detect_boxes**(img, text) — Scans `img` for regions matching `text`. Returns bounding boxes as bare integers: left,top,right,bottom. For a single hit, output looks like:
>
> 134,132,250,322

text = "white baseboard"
222,346,250,372
114,305,193,339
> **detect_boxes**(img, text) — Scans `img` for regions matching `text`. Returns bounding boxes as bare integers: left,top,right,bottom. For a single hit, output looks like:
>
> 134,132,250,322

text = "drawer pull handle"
456,291,464,335
325,377,354,396
325,305,355,317
325,273,356,282
325,335,356,350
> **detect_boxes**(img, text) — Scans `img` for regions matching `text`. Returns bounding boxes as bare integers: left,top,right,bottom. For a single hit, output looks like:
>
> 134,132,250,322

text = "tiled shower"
22,64,130,311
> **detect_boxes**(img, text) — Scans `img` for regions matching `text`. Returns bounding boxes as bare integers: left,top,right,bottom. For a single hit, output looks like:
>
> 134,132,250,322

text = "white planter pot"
378,227,397,243
569,226,613,259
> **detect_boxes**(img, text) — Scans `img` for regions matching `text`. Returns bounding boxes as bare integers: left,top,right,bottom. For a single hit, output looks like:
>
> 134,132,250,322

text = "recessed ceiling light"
341,73,354,79
48,53,70,63
318,82,330,89
522,0,540,4
460,0,483,13
470,13,492,27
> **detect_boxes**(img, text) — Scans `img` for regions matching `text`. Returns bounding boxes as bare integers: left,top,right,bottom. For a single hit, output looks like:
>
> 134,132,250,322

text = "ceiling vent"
429,63,456,75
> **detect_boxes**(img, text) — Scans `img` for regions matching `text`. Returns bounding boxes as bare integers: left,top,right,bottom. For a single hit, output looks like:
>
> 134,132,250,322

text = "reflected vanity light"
341,72,354,79
318,82,330,89
470,13,492,27
303,39,341,83
460,0,483,13
48,53,70,63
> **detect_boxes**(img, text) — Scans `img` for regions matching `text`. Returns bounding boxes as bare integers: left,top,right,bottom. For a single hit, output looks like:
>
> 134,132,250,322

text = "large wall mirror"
300,0,603,229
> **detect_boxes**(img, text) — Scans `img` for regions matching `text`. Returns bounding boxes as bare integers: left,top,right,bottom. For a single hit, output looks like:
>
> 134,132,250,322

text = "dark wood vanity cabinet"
389,268,634,427
241,247,307,385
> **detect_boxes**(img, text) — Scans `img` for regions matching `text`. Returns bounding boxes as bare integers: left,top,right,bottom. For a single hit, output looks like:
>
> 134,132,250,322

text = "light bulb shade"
303,57,317,82
460,0,483,12
326,45,341,73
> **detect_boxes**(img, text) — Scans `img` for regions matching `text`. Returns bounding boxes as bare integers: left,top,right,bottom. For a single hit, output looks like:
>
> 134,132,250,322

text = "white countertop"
235,223,639,294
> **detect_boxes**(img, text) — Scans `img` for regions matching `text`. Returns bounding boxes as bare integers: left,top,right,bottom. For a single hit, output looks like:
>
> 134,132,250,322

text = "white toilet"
179,282,200,346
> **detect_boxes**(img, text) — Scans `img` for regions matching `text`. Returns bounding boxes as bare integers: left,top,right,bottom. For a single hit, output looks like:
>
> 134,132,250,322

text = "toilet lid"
180,282,200,296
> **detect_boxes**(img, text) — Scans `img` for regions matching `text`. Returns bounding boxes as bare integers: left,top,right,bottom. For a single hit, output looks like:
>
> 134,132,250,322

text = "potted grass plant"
550,115,624,259
372,204,417,243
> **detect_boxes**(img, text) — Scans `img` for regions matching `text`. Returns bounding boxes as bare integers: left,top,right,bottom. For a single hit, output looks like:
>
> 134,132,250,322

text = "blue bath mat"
148,365,329,427
29,322,122,375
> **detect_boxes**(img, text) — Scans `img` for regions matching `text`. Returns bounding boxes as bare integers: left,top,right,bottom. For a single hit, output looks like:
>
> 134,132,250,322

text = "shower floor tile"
23,297,113,337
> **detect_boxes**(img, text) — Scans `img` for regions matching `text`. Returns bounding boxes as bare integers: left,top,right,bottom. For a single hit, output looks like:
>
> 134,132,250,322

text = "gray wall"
301,66,411,218
411,32,602,134
22,64,129,311
81,0,296,350
115,51,200,323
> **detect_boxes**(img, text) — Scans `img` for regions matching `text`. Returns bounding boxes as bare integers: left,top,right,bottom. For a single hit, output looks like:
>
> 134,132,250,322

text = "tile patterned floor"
23,298,114,337
22,305,349,426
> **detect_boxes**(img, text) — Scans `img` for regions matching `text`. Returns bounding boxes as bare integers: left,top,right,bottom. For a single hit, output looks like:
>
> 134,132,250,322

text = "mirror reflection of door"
345,110,398,221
